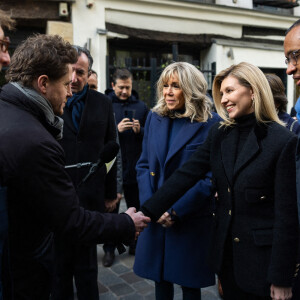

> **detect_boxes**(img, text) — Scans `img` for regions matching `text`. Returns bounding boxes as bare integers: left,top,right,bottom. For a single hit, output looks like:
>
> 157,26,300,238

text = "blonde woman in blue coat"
134,62,220,300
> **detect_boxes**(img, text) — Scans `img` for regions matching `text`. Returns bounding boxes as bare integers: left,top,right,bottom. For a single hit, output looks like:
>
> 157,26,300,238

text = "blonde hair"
212,62,284,127
152,62,212,122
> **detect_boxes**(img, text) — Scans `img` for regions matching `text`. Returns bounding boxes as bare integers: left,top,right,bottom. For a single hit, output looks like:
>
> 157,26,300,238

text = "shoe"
128,246,135,255
102,252,115,267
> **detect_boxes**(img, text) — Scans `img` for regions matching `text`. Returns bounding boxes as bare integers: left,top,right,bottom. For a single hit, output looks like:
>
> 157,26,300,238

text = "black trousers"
103,183,139,253
155,280,201,300
52,239,98,300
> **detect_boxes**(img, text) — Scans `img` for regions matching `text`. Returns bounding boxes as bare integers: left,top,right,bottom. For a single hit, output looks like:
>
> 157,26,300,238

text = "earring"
251,97,254,107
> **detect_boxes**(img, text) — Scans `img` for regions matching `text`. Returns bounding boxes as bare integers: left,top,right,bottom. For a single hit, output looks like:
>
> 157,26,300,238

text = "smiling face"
220,75,254,119
45,64,72,115
163,73,185,111
284,25,300,86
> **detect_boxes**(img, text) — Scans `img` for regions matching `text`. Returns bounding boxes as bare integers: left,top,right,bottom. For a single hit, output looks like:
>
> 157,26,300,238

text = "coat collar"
220,121,268,186
153,113,205,167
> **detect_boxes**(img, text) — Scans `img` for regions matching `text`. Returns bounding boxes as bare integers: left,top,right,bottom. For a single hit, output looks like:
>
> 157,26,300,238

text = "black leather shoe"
102,252,115,267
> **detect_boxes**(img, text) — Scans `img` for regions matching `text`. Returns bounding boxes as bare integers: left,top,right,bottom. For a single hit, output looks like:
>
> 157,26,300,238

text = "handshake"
125,207,151,236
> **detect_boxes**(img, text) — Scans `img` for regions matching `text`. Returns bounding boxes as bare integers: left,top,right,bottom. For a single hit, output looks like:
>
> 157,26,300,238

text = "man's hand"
132,118,141,134
117,118,133,133
105,198,119,212
270,284,292,300
125,208,150,236
157,211,175,228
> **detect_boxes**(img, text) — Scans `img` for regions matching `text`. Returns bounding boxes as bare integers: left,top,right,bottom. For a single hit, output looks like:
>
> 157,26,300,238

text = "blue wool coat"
134,111,220,288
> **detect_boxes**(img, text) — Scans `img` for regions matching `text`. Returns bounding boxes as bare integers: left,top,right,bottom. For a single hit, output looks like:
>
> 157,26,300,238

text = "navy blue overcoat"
134,111,220,288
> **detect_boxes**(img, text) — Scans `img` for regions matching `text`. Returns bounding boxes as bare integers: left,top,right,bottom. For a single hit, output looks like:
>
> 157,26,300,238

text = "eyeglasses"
285,49,300,66
0,37,10,53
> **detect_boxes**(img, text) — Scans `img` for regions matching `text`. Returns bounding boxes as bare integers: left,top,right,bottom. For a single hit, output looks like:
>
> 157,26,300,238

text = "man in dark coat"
52,46,123,300
284,19,300,300
102,69,149,266
0,10,15,300
0,34,150,300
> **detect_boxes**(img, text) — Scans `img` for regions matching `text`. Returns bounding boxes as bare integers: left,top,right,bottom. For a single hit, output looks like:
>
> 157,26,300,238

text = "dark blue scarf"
66,84,89,132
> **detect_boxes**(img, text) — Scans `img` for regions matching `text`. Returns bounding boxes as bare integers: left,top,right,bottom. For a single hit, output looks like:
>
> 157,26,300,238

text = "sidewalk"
92,200,223,300
96,246,222,300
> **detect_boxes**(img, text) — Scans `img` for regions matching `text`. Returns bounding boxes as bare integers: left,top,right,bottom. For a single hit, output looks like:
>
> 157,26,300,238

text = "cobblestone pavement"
95,246,222,300
86,199,223,300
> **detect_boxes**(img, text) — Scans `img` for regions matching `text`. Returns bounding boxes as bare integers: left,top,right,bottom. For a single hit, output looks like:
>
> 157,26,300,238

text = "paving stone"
98,292,118,300
132,280,154,295
109,283,134,296
98,281,109,294
120,271,144,284
111,263,131,275
98,268,123,286
144,293,156,300
119,293,144,300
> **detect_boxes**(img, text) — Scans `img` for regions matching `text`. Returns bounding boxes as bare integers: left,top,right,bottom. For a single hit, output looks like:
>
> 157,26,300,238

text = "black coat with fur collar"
141,120,299,296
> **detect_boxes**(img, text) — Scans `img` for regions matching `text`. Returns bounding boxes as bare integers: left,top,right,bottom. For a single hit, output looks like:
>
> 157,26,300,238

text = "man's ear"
111,82,115,89
36,75,49,95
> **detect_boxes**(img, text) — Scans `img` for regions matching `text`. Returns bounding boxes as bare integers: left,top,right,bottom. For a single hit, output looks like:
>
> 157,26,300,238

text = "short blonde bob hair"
212,62,284,127
152,62,212,123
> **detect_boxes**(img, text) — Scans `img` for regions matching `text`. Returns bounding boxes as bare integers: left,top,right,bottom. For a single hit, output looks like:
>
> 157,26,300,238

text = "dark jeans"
155,280,201,300
103,183,139,254
52,240,98,300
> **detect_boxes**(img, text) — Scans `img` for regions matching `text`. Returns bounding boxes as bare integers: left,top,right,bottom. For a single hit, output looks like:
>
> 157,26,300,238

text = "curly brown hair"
6,34,78,87
0,9,15,31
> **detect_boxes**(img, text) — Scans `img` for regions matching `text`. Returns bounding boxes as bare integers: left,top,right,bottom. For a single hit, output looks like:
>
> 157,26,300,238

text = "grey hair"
152,62,212,123
72,45,93,72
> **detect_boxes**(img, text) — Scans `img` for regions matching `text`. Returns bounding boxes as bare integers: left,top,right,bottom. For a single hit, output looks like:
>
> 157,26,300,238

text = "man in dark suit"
0,34,150,300
52,47,129,300
0,10,15,300
284,19,300,300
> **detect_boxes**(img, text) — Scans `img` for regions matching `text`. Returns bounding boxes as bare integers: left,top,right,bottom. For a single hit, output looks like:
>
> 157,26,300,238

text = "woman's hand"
157,211,175,228
270,284,292,300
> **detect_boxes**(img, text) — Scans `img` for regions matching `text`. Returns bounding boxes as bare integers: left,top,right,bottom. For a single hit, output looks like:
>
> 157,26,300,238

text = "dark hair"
6,34,77,87
286,19,300,35
112,68,132,84
72,45,93,72
265,73,288,112
90,69,98,77
0,9,15,30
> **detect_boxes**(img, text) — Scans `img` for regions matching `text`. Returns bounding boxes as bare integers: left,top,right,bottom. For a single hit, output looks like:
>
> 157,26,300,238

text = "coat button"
227,187,230,193
233,237,240,243
212,213,215,217
150,172,155,176
260,195,266,200
228,210,232,216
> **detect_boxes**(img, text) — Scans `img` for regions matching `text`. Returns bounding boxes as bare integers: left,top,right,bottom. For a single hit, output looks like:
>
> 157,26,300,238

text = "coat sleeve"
104,100,118,200
21,140,135,246
140,123,215,220
136,111,155,205
267,134,299,286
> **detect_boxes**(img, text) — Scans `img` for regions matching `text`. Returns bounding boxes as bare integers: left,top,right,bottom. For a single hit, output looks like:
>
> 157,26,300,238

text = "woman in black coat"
140,62,299,300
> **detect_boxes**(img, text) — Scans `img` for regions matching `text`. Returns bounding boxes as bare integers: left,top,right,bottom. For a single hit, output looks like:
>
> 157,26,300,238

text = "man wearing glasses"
284,19,300,300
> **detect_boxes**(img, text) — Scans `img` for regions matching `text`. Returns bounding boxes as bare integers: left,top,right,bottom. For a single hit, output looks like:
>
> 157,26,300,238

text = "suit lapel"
165,120,204,164
220,126,238,187
153,114,170,168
